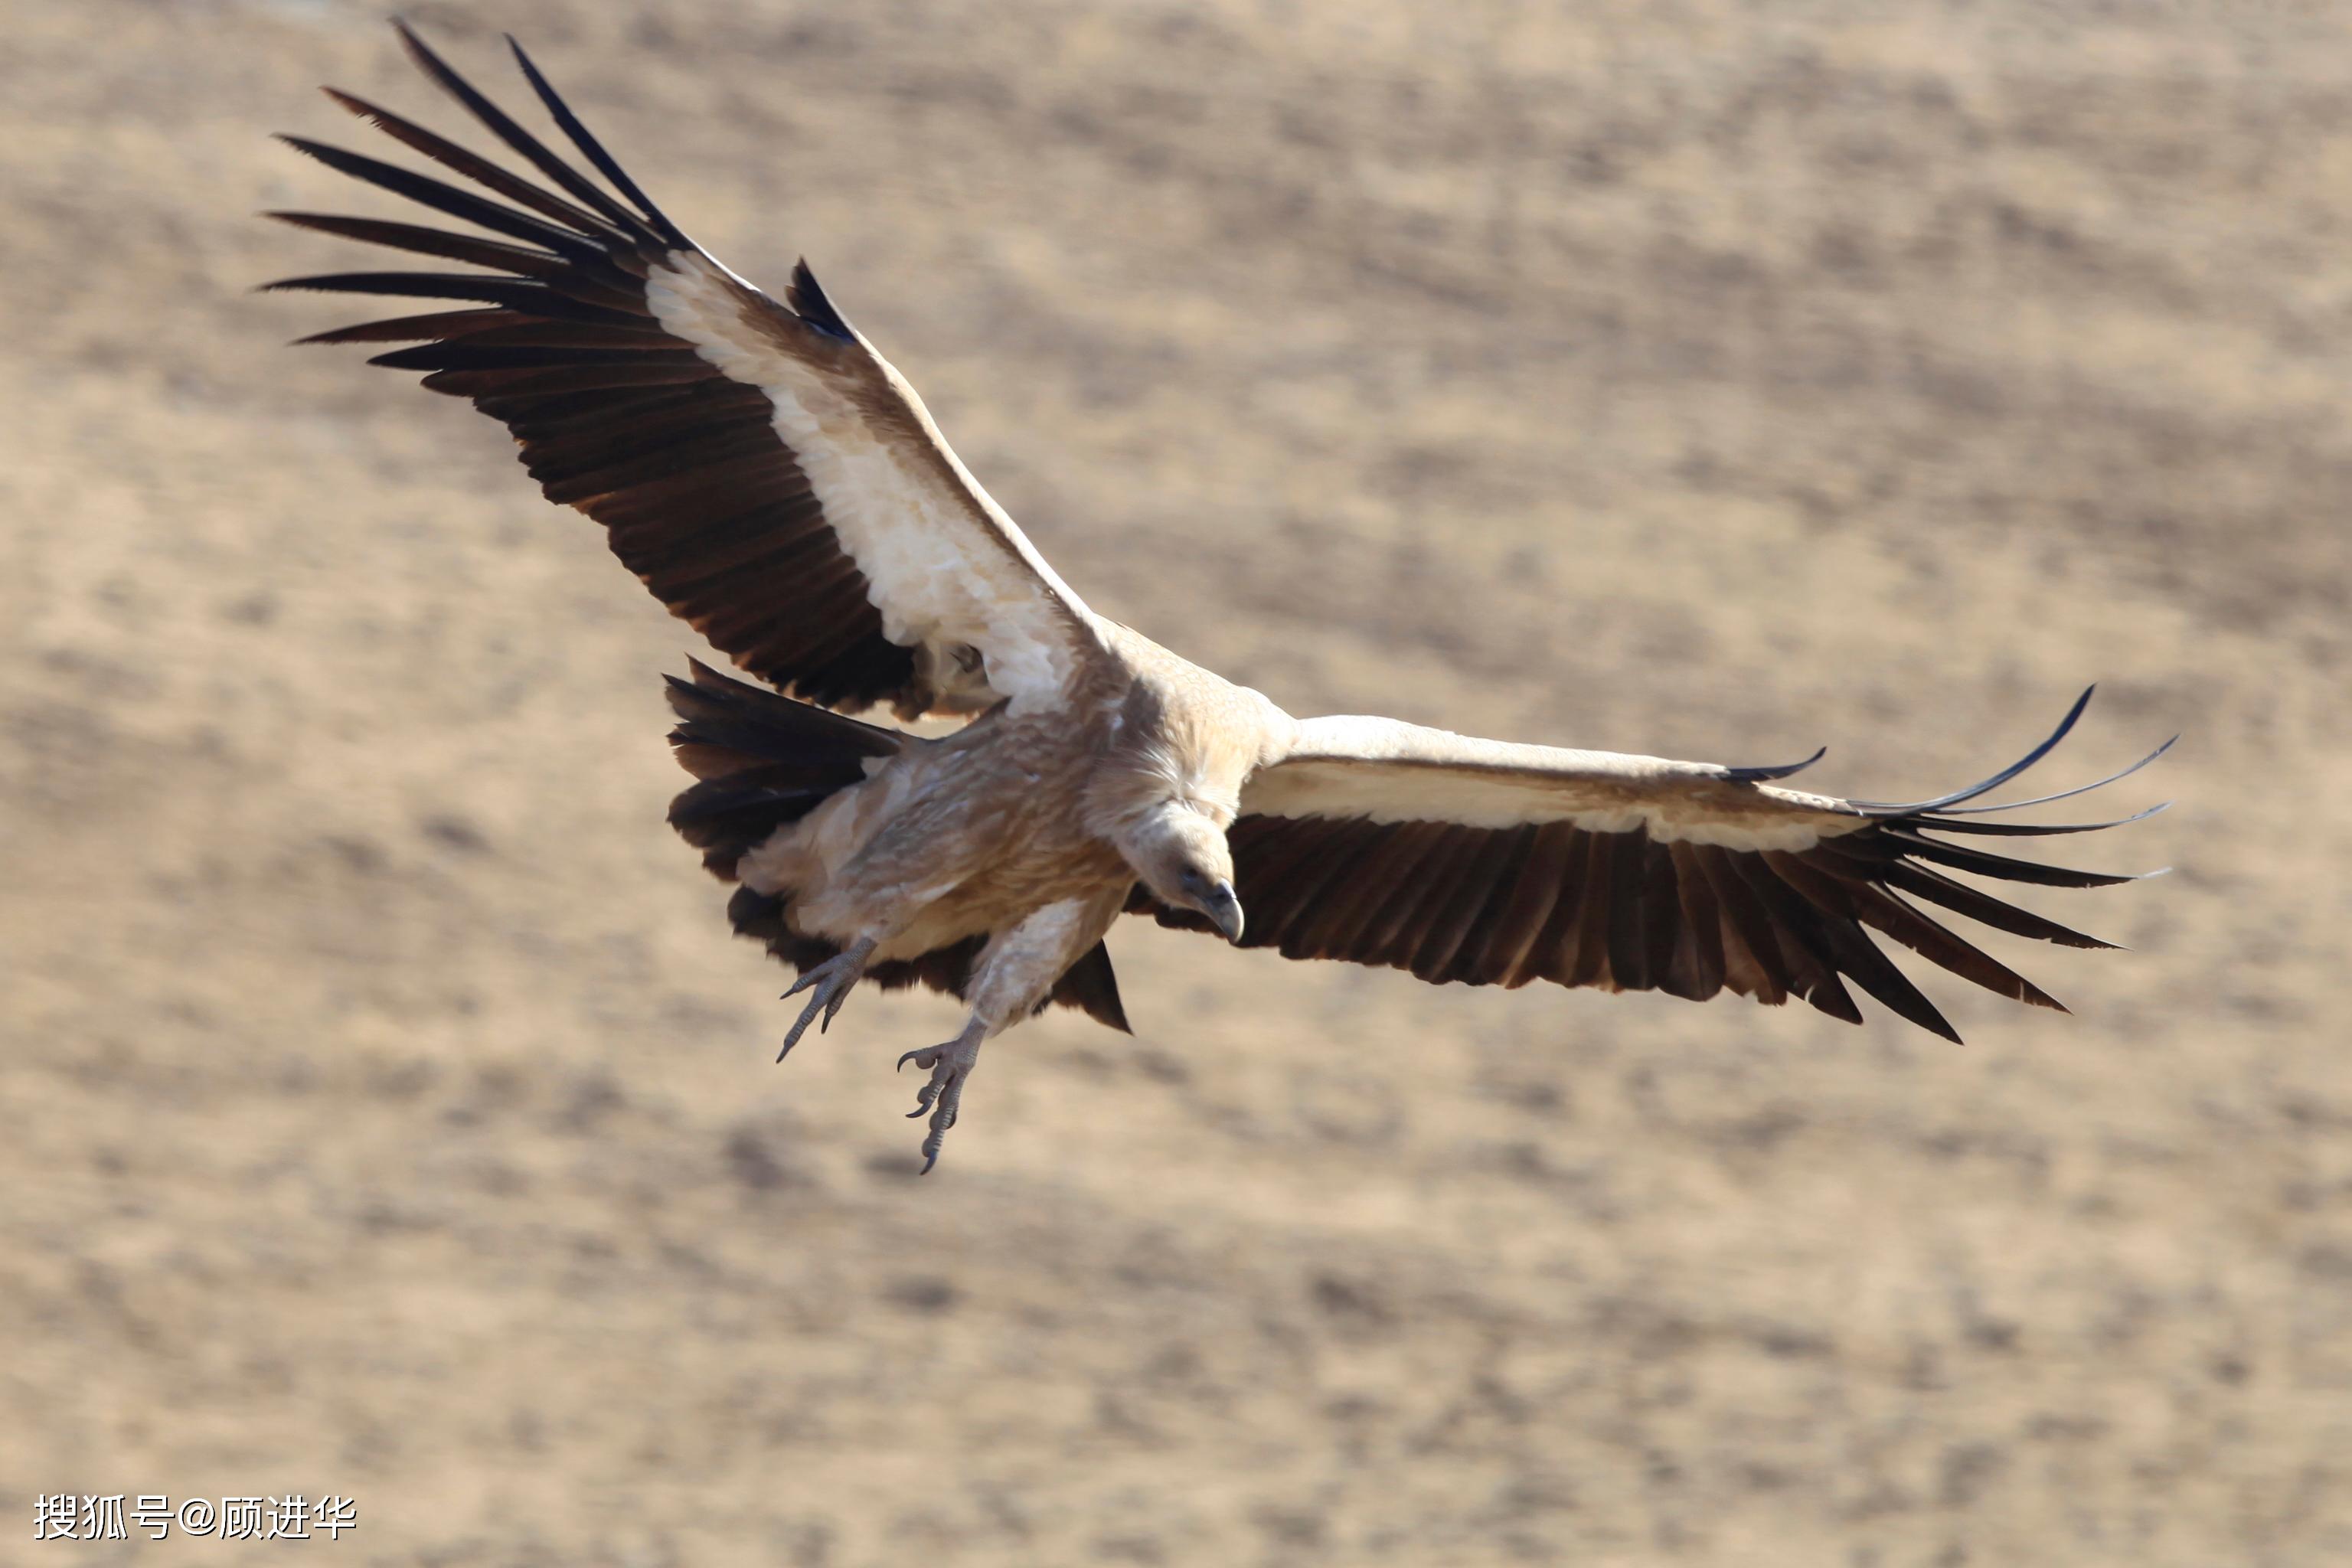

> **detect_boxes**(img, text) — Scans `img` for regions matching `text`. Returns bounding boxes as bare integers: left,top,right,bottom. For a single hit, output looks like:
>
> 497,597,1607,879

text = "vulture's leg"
777,936,877,1061
888,892,1125,1171
897,1015,989,1174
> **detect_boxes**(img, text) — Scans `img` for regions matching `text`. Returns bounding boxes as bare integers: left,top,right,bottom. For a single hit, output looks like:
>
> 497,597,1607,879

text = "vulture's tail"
661,658,1132,1034
663,655,905,881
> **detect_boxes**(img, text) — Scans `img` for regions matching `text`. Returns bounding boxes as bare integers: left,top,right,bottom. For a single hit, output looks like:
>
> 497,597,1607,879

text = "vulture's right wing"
266,24,1103,718
1135,690,2170,1041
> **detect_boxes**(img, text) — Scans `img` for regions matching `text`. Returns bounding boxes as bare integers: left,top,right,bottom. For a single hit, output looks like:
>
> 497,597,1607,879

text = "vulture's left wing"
266,24,1102,718
1135,690,2169,1041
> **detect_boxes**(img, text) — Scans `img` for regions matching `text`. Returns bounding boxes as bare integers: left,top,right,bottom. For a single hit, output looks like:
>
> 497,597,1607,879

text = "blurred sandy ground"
3,0,2348,1562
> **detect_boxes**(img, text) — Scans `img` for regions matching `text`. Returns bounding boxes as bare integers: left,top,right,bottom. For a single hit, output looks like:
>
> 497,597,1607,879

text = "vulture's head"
1121,802,1244,943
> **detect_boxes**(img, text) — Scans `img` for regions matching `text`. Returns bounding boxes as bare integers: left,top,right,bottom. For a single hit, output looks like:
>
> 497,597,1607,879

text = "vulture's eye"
1178,868,1208,897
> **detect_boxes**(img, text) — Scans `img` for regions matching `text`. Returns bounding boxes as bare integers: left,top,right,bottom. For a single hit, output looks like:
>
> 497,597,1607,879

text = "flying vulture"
269,26,2171,1170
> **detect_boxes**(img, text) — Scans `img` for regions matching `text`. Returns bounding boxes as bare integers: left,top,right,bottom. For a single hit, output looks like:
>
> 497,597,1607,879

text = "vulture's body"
271,28,2171,1168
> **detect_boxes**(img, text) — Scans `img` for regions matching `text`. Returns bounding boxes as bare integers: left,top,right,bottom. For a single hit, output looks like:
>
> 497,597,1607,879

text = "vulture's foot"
777,937,876,1061
897,1017,988,1173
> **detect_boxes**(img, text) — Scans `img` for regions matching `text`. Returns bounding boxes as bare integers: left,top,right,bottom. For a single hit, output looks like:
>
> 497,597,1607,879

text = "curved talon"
774,939,875,1063
918,1097,959,1173
776,994,829,1060
897,1026,985,1172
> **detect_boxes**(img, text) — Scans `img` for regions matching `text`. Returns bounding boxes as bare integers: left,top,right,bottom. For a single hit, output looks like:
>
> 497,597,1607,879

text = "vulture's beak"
1202,880,1245,944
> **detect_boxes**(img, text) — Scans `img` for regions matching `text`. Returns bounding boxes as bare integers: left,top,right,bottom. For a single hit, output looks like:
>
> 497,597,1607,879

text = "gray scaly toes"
896,1024,988,1173
777,937,876,1061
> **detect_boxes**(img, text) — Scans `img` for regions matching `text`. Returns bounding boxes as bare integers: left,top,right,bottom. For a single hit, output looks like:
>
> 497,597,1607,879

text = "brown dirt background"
4,1,2347,1563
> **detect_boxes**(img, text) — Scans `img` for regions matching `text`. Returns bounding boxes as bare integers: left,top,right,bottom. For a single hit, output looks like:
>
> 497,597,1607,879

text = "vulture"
269,26,2171,1170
